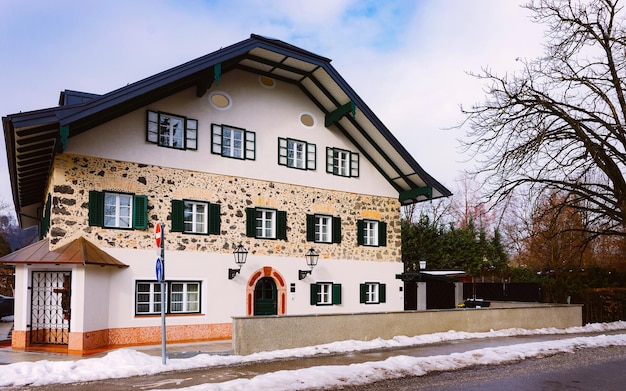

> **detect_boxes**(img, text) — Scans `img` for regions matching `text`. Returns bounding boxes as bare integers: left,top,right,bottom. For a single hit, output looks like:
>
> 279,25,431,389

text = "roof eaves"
319,62,452,201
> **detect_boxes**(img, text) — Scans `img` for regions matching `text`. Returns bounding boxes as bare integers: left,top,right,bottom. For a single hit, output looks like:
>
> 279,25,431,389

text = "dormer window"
147,110,198,150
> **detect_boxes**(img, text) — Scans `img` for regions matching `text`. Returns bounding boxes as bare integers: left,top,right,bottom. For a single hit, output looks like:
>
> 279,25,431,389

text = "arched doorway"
246,266,287,316
253,277,277,315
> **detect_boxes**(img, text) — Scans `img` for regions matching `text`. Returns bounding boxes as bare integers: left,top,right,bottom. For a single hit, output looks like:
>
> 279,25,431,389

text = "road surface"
5,331,626,390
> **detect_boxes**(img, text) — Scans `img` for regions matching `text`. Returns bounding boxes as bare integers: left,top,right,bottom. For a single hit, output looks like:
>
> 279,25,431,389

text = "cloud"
0,0,546,210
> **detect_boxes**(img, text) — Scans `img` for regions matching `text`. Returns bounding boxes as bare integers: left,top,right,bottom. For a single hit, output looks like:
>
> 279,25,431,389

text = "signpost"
155,223,166,365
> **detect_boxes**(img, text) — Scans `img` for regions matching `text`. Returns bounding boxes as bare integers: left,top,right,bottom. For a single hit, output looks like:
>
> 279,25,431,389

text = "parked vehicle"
0,295,14,319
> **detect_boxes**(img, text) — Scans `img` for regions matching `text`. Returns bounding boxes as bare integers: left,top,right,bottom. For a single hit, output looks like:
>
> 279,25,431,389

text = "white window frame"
159,113,184,149
256,208,276,239
317,282,333,305
365,283,379,304
288,139,306,169
222,127,244,158
135,281,200,315
364,220,379,246
104,192,133,228
136,282,166,314
170,282,200,313
315,215,332,243
333,150,350,176
184,201,208,234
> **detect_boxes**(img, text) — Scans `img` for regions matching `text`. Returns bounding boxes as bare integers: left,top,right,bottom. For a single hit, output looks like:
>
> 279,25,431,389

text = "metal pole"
160,222,166,365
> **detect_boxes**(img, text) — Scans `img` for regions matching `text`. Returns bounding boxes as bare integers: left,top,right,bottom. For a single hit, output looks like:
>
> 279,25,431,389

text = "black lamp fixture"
299,248,319,280
229,243,248,279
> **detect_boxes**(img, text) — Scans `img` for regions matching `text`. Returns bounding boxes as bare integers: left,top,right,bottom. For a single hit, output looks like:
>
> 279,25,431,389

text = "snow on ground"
0,321,625,389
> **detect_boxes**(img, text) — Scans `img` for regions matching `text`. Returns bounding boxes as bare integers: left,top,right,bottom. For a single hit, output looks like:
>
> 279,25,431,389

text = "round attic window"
259,76,276,89
209,91,232,110
300,113,315,127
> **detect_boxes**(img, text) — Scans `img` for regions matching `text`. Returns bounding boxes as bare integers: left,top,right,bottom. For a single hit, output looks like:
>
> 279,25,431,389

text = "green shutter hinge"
59,125,69,151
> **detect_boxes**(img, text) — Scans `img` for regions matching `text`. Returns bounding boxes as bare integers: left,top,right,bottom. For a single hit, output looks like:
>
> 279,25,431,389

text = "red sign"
155,223,162,248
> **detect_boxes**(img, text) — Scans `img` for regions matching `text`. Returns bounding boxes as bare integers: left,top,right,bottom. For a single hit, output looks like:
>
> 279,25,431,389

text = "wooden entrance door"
253,277,277,315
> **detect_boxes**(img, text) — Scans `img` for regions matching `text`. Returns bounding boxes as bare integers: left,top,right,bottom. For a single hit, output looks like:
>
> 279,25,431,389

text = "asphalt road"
348,345,626,391
4,332,626,390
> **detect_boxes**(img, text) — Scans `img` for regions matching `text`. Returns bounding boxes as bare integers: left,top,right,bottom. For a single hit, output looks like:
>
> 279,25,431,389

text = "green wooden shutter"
326,147,334,173
378,221,387,246
307,143,316,170
276,210,287,240
133,195,148,229
356,220,364,245
278,137,288,166
379,283,386,303
211,124,222,154
185,118,198,150
88,191,104,227
332,283,342,305
208,203,221,235
350,152,359,177
245,130,256,160
359,284,367,304
246,208,256,237
147,111,158,143
171,200,184,232
41,194,52,238
310,284,319,305
306,214,315,242
332,216,342,243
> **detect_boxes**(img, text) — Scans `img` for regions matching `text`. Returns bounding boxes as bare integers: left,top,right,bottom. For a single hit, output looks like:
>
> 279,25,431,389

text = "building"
1,34,451,355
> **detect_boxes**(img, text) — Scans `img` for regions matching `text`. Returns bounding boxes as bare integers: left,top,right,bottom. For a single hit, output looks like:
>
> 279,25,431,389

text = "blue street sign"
156,257,163,282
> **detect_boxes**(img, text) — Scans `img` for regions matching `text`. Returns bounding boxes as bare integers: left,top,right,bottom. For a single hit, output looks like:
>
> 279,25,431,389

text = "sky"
0,320,625,389
0,0,545,216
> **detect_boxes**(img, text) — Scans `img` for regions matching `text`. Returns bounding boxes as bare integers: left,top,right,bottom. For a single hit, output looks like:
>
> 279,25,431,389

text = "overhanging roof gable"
3,34,451,226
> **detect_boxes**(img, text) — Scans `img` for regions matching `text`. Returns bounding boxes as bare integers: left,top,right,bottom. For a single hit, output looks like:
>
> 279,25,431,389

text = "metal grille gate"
30,271,71,344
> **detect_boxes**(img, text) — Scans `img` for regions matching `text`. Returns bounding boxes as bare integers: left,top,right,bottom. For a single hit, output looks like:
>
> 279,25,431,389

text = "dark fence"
583,288,626,324
463,282,542,302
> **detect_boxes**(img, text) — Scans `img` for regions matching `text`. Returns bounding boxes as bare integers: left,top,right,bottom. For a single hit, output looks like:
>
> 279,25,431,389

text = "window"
278,137,316,170
136,281,165,314
360,283,386,304
326,147,359,177
185,201,207,233
105,193,132,228
357,219,387,247
170,282,200,312
310,282,342,305
306,214,341,243
135,281,201,315
246,207,287,240
171,200,220,234
147,111,197,150
211,124,256,160
89,191,148,229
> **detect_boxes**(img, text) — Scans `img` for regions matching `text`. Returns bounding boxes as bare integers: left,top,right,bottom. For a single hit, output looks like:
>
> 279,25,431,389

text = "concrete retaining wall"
232,304,582,355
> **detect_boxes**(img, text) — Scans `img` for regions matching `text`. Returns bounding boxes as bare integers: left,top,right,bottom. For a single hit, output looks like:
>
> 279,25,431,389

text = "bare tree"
462,0,626,239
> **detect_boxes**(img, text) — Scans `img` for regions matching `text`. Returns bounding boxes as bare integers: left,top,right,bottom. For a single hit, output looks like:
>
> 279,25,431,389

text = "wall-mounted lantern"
229,244,248,279
419,258,427,270
299,248,319,280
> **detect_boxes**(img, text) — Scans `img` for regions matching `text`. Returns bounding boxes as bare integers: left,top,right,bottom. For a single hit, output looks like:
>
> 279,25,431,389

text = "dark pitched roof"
3,34,451,226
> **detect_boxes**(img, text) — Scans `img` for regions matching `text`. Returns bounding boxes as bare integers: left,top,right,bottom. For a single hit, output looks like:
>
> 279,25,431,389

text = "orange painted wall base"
11,323,232,356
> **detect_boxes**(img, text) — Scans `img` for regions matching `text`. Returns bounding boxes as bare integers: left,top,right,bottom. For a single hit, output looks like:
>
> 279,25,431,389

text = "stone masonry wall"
48,154,402,262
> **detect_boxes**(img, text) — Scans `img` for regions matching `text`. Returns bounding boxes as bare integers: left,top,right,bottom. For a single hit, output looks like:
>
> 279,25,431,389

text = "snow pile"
0,321,624,389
